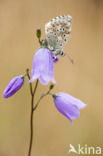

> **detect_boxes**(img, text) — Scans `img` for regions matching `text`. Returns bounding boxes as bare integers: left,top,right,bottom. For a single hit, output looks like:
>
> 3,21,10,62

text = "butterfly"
45,15,73,63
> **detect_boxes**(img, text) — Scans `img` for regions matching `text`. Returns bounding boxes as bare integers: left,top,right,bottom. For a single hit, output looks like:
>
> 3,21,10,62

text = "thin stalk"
26,69,39,156
33,90,51,111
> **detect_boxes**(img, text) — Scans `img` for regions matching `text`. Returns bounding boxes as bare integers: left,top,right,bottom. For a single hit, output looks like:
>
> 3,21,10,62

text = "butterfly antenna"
66,53,74,64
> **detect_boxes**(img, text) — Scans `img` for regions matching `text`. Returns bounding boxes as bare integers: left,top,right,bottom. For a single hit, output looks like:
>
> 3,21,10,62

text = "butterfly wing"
45,15,72,53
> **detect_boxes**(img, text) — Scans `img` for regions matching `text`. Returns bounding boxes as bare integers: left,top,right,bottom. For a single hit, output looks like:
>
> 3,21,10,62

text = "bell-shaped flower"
53,92,87,123
3,75,24,98
30,48,56,85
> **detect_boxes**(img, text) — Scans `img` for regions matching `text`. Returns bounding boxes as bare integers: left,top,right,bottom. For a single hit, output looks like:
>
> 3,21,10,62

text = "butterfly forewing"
45,15,72,53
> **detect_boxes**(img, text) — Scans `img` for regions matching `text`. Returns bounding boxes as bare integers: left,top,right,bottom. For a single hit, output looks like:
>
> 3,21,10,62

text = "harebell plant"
3,15,87,156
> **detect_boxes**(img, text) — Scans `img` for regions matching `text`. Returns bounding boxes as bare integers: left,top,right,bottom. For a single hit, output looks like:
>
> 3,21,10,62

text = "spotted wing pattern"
45,15,72,53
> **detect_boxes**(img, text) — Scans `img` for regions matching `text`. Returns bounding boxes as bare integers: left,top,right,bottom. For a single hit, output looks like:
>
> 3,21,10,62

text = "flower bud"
36,28,41,39
49,84,54,90
3,75,24,98
52,55,59,63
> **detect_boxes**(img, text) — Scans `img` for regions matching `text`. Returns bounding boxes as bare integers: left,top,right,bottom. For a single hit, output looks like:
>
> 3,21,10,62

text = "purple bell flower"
53,92,87,123
30,48,56,85
3,75,24,98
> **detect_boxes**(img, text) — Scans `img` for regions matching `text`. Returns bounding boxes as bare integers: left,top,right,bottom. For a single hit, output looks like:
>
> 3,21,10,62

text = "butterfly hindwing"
45,15,72,55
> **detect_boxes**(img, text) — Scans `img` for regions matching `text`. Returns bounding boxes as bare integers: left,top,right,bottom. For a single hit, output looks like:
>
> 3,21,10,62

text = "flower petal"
30,48,56,85
53,92,86,123
58,93,87,109
54,95,80,122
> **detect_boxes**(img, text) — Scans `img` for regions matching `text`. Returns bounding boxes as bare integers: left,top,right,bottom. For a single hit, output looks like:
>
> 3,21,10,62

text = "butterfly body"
45,15,72,56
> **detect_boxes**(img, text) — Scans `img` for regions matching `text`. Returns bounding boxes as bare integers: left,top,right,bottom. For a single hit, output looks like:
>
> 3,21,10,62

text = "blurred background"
0,0,103,155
